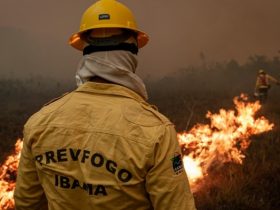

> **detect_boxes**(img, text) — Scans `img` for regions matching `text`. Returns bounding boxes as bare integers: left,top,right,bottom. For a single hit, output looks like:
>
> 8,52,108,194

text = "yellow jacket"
255,74,279,89
15,82,196,210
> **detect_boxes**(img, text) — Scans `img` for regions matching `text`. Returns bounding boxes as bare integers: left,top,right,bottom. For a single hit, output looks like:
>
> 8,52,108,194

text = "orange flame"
0,139,23,210
0,95,275,206
178,94,274,190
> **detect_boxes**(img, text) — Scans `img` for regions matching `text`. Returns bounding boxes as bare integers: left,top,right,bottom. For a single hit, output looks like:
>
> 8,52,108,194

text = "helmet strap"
83,33,131,46
83,43,138,55
81,29,138,46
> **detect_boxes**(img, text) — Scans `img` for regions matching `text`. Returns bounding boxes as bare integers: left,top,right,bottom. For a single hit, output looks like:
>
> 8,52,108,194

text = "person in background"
254,69,280,103
14,0,197,209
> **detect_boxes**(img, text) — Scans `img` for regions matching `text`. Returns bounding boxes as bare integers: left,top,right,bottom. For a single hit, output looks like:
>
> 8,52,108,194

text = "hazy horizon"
1,0,280,81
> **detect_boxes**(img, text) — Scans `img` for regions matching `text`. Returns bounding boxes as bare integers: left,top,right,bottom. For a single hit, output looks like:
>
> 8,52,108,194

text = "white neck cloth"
75,51,148,100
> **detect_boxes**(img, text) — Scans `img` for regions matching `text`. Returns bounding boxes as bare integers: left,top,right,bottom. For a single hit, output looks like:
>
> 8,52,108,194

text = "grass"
1,76,280,210
148,80,280,210
193,129,280,210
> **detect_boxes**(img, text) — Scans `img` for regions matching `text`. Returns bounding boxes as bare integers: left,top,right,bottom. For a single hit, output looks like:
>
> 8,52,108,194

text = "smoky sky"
1,0,280,81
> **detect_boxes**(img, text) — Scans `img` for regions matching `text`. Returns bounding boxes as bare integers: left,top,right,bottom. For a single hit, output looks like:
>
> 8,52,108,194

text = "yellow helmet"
259,69,265,74
69,0,149,51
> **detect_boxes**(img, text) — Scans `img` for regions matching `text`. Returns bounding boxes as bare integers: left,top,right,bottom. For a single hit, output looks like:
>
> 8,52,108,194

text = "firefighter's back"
23,82,171,210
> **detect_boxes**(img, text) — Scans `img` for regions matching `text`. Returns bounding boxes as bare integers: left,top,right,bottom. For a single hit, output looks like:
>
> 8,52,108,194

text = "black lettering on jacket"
54,174,107,196
91,153,104,167
106,160,117,174
37,148,133,183
45,151,57,164
57,149,67,162
69,149,81,161
81,150,90,163
118,169,132,183
35,155,43,165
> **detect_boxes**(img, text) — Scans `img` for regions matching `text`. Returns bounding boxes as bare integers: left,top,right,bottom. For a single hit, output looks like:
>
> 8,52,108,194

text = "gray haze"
1,0,280,81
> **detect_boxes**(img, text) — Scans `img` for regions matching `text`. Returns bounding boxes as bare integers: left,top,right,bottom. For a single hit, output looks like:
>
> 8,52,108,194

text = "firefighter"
254,69,280,102
14,0,196,210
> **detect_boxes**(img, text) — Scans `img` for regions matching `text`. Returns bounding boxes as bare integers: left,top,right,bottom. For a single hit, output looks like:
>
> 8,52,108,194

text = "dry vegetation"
1,55,280,209
0,77,74,161
147,55,280,210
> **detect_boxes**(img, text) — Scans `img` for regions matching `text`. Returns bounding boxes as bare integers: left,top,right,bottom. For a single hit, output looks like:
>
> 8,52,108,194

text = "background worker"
14,0,196,210
254,69,280,102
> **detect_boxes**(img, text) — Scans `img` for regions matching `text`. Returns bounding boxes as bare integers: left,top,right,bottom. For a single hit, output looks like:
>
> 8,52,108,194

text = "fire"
178,94,274,190
0,95,275,206
0,139,23,210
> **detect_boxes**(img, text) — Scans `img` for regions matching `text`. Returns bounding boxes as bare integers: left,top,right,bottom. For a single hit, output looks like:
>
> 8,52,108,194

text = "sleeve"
145,125,196,210
14,136,48,210
267,75,279,84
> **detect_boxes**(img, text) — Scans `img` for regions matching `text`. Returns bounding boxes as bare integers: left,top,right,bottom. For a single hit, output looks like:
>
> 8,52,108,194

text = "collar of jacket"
75,81,147,103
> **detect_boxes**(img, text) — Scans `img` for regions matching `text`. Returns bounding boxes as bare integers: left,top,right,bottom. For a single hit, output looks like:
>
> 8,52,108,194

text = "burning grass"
0,94,278,210
179,98,280,210
178,94,274,189
0,140,22,210
194,131,280,210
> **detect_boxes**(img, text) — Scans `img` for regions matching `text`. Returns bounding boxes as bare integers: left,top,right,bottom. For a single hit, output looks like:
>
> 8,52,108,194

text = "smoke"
1,0,280,81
